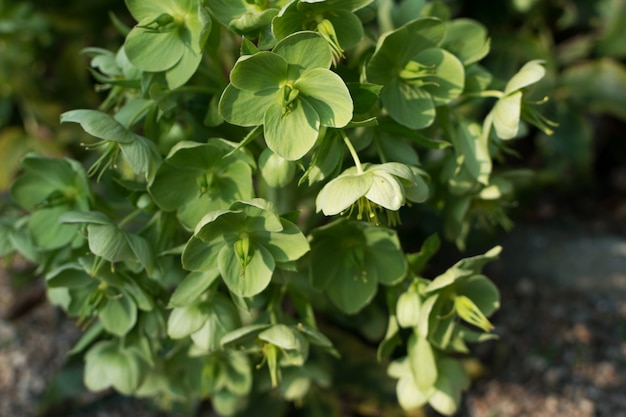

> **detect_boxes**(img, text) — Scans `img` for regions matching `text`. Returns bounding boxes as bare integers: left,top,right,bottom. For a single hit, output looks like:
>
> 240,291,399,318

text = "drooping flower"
315,162,428,225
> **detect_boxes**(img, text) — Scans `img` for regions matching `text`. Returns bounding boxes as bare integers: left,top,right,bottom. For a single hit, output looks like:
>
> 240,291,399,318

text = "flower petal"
316,172,373,215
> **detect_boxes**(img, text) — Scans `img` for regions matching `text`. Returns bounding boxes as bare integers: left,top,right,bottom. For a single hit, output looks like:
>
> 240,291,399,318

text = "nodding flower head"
316,162,428,226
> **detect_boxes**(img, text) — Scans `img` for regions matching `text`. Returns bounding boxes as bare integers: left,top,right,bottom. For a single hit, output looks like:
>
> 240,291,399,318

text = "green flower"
219,31,353,160
182,199,309,297
315,162,428,225
148,139,256,230
124,0,211,88
272,0,373,64
10,155,91,250
486,60,551,139
366,18,465,129
207,0,289,46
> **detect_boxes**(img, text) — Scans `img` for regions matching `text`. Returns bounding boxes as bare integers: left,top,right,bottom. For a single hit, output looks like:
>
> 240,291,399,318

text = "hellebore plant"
1,1,555,416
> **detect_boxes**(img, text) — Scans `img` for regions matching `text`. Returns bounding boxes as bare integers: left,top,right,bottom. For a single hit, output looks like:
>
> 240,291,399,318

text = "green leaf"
11,155,90,210
46,264,93,289
29,206,80,250
381,77,435,129
219,84,278,126
182,235,225,271
366,17,446,85
218,242,275,297
296,68,353,127
258,324,300,350
167,302,207,339
456,274,500,317
452,118,490,185
124,27,184,72
169,269,220,307
84,340,144,395
191,296,240,352
364,226,406,285
61,109,136,144
230,52,288,91
273,31,332,75
442,19,490,66
259,149,296,187
325,256,378,314
221,323,271,348
428,358,469,416
99,294,137,337
258,219,310,263
263,99,320,161
414,47,465,105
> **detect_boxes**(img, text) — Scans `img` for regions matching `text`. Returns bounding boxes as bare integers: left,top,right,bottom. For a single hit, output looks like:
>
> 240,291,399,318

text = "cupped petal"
365,171,404,210
296,68,353,127
315,172,373,215
230,52,288,91
273,31,332,76
219,84,279,127
263,99,320,161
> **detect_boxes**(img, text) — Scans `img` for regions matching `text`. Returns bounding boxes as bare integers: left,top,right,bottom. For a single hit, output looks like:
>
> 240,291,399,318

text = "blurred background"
0,0,625,416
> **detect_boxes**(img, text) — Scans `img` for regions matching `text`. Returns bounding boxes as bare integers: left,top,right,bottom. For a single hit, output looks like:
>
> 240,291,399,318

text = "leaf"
84,340,144,395
347,82,383,114
381,77,435,129
325,256,378,314
415,47,465,106
124,27,184,72
363,225,407,285
230,52,288,91
428,358,469,416
191,296,240,352
442,19,490,66
366,17,446,84
46,264,93,288
99,294,138,337
258,324,301,350
218,242,275,297
272,31,332,76
296,68,353,128
219,85,277,126
258,219,310,263
263,99,320,161
221,323,271,348
29,206,80,250
61,110,135,144
456,274,500,317
168,269,220,307
167,302,208,339
259,148,296,187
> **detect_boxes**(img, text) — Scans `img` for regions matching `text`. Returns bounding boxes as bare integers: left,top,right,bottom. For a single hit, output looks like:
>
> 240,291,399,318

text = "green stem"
341,130,363,174
118,209,142,229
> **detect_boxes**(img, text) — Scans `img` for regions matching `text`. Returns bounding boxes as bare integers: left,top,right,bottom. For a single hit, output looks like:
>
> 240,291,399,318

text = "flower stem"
341,131,363,174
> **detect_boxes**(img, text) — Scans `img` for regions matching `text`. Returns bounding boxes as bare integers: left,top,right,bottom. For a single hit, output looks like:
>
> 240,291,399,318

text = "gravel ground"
1,220,625,417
